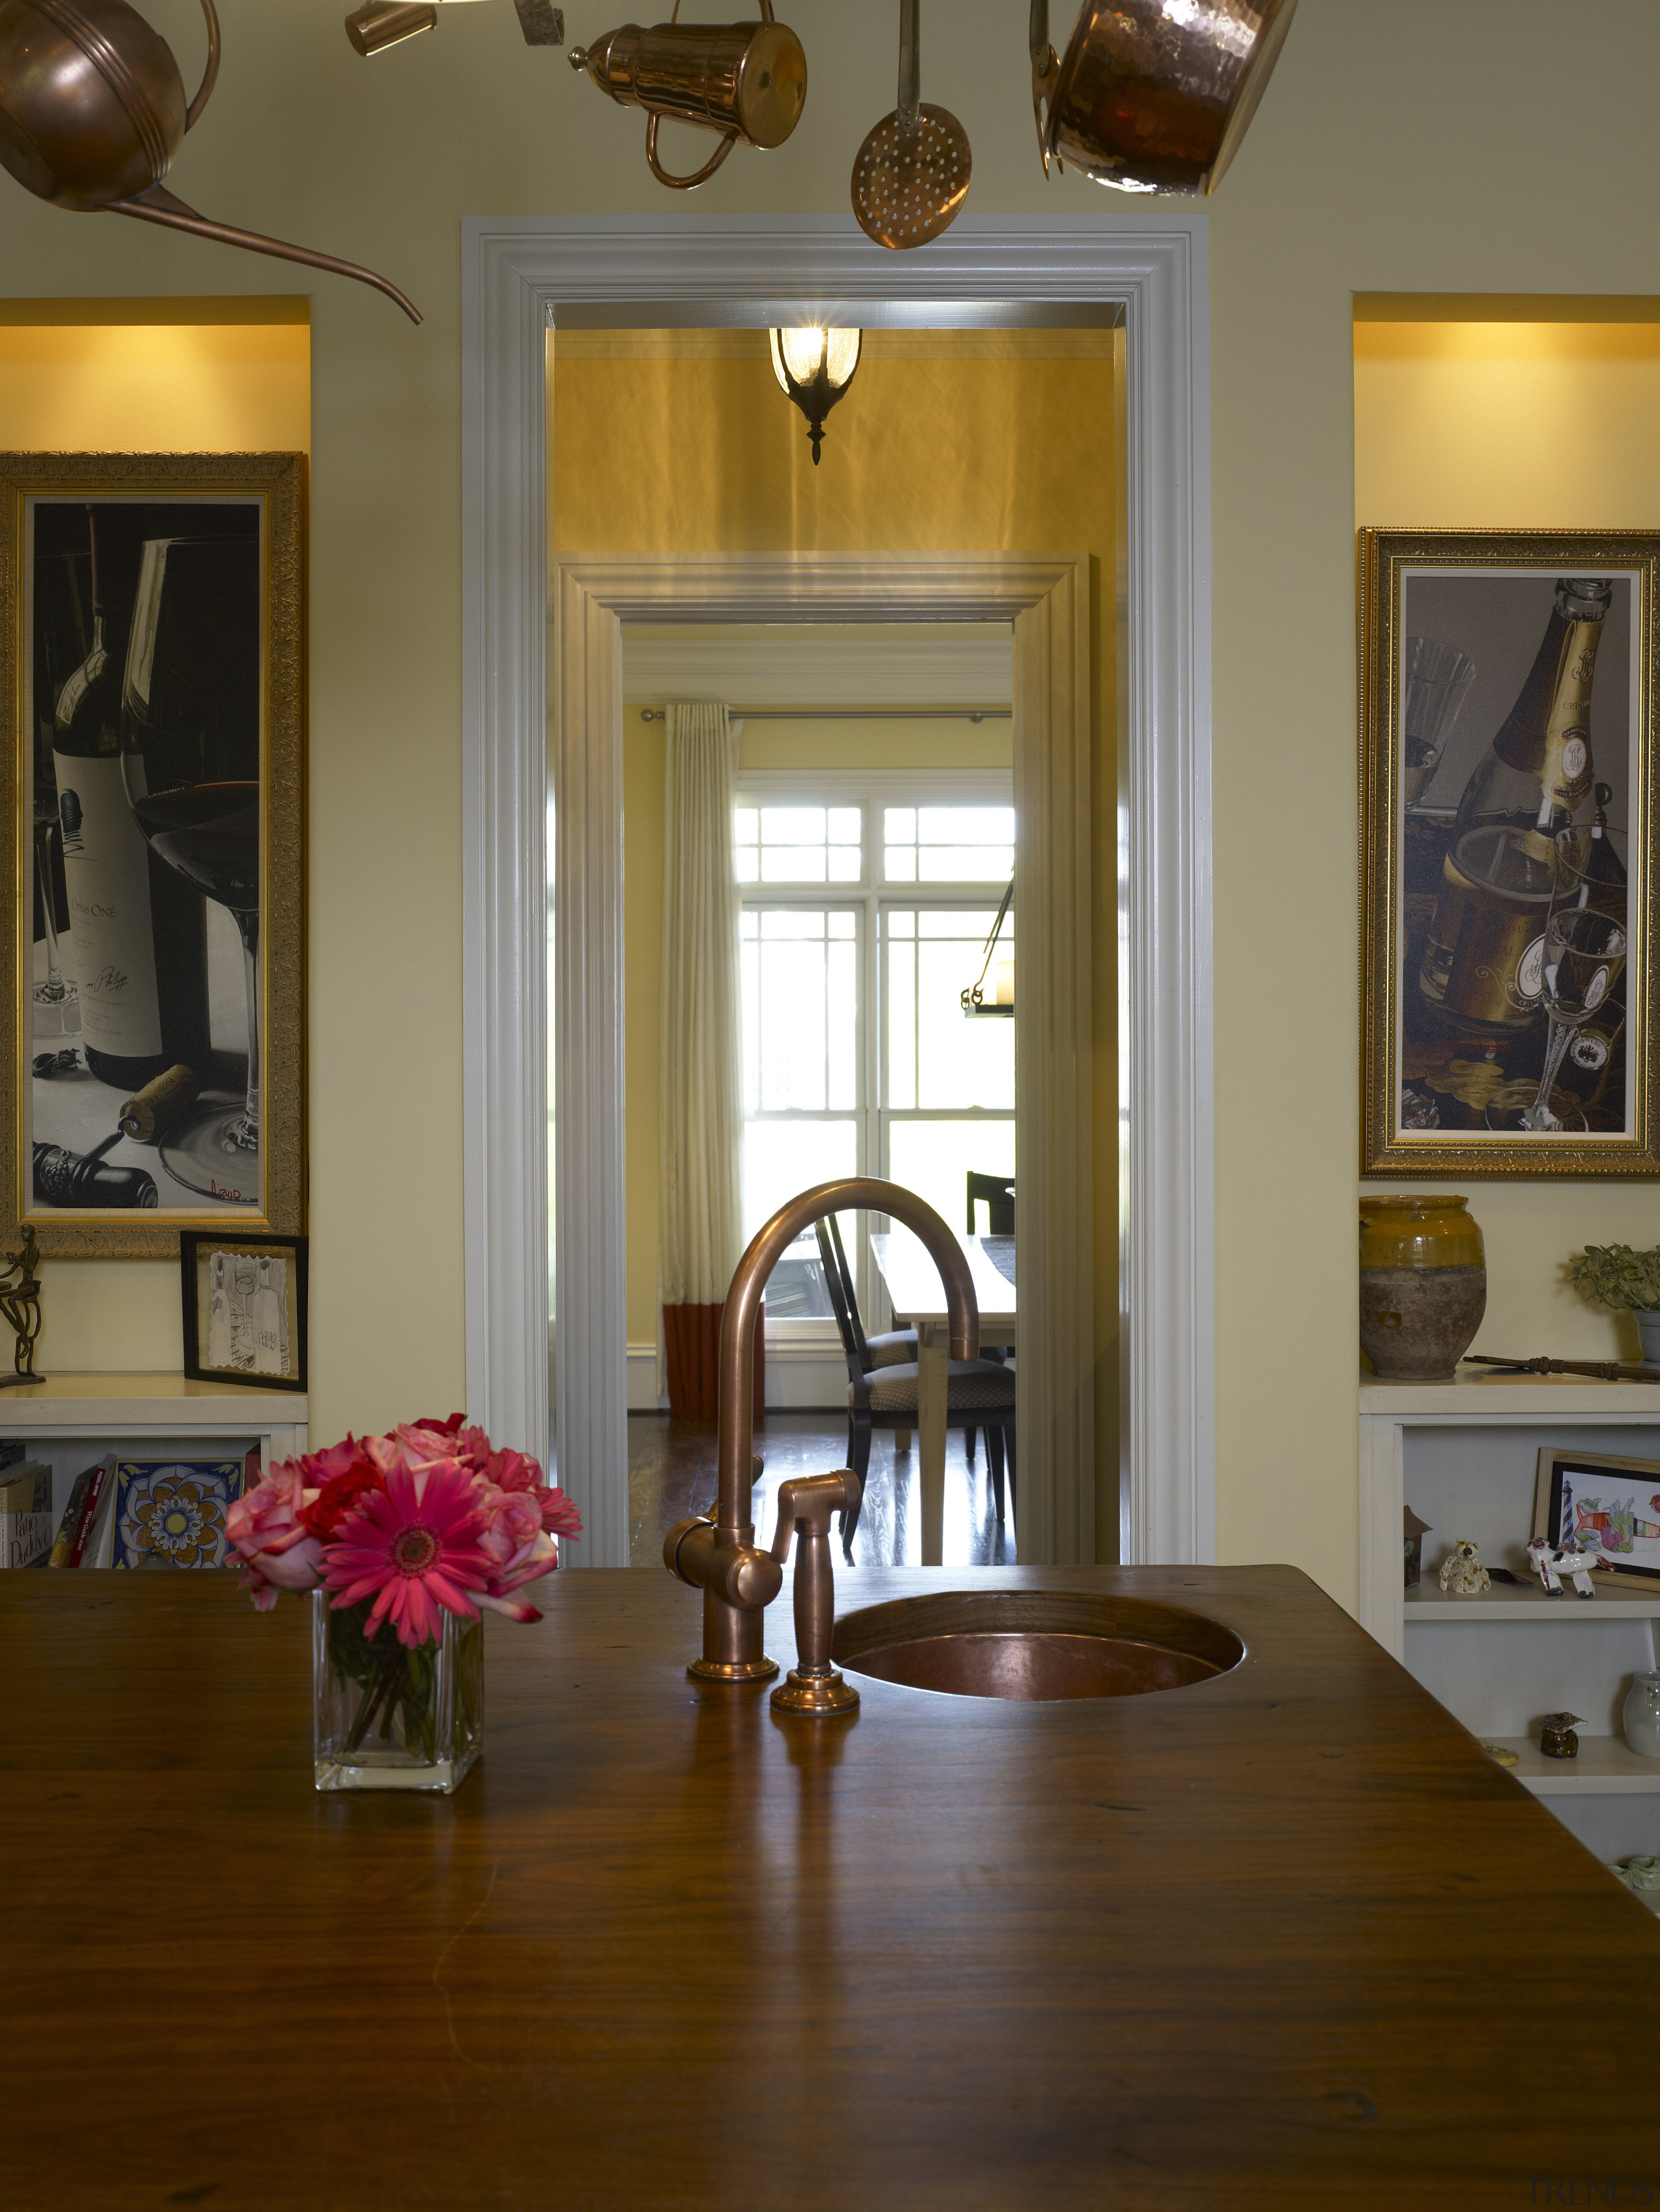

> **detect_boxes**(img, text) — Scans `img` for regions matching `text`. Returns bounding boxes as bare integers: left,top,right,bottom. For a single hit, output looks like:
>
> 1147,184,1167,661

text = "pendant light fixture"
768,327,862,464
961,879,1015,1017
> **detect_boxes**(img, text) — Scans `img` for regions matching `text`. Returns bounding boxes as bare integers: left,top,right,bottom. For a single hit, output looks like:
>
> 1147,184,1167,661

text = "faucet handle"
769,1472,862,1717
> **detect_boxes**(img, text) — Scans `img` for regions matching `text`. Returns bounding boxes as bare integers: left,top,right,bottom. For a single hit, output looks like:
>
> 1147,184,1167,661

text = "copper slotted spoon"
851,0,971,251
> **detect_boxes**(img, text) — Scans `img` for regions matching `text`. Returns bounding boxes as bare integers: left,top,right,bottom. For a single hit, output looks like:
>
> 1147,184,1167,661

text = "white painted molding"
460,213,1213,1569
621,626,1014,708
554,551,1093,1567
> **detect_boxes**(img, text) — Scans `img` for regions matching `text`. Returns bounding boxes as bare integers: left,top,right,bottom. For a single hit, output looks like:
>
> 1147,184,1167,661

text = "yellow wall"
0,309,310,1374
1355,317,1660,1368
558,335,1117,1544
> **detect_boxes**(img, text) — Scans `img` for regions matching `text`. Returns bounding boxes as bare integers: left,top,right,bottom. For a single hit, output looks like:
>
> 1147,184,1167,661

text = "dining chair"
966,1171,1015,1236
815,1216,1015,1562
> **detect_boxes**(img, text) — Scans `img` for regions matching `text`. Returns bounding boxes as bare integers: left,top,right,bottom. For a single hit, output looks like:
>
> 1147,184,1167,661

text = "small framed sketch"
180,1230,307,1392
1533,1445,1660,1592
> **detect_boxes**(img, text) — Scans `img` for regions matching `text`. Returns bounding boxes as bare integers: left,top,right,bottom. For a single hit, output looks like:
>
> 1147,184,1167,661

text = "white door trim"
460,213,1214,1571
554,551,1092,1570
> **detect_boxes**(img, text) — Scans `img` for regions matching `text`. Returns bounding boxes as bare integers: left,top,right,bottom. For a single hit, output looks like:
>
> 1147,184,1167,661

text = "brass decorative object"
663,1176,977,1693
568,1,806,191
344,3,439,55
1029,0,1298,195
0,0,421,320
851,0,970,250
768,327,860,464
0,1225,44,1385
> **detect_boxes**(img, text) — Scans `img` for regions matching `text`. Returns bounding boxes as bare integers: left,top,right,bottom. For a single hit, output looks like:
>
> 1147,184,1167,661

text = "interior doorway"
460,215,1215,1574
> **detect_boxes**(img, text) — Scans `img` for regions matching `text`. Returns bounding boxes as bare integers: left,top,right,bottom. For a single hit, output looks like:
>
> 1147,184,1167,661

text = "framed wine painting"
0,454,305,1255
1360,527,1659,1176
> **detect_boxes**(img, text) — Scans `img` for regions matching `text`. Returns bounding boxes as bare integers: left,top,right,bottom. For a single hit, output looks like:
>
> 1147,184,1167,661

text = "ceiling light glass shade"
768,327,862,465
344,2,438,56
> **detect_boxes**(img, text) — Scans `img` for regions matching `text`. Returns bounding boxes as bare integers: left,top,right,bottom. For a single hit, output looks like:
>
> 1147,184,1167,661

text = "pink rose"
226,1457,325,1601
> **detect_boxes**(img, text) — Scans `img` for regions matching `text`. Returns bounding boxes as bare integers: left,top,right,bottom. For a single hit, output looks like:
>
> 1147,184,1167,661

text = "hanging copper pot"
569,0,806,190
0,0,420,319
1029,0,1298,196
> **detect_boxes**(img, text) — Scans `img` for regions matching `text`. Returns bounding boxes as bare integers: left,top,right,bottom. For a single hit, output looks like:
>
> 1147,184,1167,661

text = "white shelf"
0,1372,306,1430
1360,1370,1660,1419
1407,1582,1660,1623
1488,1736,1660,1796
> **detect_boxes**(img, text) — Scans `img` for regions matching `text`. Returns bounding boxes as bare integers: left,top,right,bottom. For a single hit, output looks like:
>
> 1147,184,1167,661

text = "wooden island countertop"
5,1564,1659,2210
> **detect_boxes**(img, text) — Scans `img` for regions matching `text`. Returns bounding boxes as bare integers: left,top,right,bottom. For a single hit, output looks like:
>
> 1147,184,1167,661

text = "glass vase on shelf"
313,1591,484,1794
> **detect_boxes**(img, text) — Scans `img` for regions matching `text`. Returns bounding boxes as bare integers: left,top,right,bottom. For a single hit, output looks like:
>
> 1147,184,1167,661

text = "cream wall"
1355,315,1660,1370
0,307,309,1374
6,0,1659,1589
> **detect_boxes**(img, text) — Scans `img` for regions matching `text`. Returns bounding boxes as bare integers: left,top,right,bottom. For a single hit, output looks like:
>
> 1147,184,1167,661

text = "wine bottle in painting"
1417,577,1611,1036
50,510,209,1089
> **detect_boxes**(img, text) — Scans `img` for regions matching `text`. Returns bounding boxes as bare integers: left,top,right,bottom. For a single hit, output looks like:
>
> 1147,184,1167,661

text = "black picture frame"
1532,1445,1660,1591
179,1230,307,1392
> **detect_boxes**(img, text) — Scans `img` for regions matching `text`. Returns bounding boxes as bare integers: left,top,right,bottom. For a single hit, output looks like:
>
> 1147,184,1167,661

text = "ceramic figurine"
1480,1741,1519,1768
1526,1536,1607,1600
1539,1712,1583,1759
1438,1538,1490,1597
1608,1855,1660,1890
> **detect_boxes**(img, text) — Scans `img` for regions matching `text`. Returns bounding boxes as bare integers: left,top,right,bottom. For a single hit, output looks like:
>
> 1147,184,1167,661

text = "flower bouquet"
227,1414,581,1793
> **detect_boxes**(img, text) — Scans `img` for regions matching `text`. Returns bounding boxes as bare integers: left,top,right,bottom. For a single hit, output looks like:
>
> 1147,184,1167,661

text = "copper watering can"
1028,0,1298,196
569,0,807,190
0,0,420,320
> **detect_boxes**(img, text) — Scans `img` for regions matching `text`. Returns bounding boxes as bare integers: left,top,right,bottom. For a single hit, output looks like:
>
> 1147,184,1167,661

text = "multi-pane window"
736,779,1015,1332
734,805,863,884
883,805,1014,883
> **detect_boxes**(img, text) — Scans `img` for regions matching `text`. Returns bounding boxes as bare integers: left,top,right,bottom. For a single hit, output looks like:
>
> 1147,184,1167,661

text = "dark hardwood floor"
628,1410,1015,1569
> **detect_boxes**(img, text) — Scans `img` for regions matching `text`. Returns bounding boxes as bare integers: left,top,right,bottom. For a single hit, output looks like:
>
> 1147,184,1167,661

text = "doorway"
460,215,1215,1571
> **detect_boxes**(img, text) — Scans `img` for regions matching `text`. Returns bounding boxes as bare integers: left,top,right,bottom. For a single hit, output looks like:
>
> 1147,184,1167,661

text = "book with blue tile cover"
112,1455,256,1571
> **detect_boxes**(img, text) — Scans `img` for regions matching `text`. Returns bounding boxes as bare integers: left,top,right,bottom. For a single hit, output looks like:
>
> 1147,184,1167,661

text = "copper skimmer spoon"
850,0,971,250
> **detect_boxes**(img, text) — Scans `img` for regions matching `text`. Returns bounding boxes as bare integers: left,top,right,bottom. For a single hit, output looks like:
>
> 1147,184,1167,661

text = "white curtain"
659,701,743,1313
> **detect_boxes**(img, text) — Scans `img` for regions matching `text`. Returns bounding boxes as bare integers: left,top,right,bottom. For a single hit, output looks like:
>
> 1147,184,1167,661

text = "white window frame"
737,767,1015,1350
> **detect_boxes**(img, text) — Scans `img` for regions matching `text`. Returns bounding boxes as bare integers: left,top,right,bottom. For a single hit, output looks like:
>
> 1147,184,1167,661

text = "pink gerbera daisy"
324,1463,495,1649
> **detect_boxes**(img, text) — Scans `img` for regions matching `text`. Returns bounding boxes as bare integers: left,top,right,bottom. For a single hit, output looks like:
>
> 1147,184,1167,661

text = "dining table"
866,1227,1015,1563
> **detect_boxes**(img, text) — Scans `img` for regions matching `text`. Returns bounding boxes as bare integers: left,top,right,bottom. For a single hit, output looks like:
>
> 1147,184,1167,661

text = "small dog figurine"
1526,1536,1607,1600
1438,1538,1490,1597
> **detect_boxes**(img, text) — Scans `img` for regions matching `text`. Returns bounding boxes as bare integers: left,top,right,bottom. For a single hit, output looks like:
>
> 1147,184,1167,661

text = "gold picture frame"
1360,527,1658,1176
0,453,305,1255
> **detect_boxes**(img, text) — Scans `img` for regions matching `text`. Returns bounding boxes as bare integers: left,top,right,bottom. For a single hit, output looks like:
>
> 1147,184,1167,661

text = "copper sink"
831,1589,1244,1702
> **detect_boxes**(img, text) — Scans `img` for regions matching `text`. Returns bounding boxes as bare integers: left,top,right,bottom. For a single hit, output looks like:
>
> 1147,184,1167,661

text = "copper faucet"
664,1178,979,1711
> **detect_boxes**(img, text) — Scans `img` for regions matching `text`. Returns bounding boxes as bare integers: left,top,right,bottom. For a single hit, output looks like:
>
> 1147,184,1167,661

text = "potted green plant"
1568,1244,1660,1368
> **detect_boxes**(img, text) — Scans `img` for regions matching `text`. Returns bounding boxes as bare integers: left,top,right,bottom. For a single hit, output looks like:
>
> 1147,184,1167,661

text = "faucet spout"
665,1177,979,1687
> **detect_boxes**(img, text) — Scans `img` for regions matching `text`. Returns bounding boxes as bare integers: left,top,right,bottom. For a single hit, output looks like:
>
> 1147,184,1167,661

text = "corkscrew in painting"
0,453,305,1256
1361,531,1658,1176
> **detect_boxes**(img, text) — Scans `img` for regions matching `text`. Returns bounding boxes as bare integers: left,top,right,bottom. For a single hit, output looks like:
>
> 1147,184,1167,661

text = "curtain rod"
637,706,1012,723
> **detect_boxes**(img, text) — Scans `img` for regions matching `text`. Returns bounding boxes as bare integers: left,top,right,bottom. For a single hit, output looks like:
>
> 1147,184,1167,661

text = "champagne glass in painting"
120,534,262,1202
1484,838,1628,1134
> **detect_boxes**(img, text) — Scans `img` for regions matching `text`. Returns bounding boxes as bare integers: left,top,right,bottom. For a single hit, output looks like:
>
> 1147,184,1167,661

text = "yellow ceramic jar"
1358,1196,1487,1381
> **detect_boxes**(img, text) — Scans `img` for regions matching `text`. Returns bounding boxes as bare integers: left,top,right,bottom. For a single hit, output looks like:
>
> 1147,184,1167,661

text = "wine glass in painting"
120,533,262,1202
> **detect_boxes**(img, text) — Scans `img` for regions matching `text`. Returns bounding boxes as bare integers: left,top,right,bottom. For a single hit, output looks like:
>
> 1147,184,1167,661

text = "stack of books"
0,1444,117,1570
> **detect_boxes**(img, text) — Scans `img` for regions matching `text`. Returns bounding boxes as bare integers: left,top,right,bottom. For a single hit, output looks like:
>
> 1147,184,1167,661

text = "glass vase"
313,1590,484,1793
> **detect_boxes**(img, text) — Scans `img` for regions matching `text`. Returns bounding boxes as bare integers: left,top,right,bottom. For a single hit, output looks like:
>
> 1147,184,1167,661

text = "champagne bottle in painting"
121,531,263,1204
1417,578,1611,1034
51,510,209,1088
